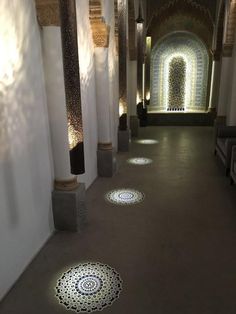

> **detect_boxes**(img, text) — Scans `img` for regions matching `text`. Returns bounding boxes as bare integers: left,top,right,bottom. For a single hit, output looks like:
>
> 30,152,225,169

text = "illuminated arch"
150,32,209,112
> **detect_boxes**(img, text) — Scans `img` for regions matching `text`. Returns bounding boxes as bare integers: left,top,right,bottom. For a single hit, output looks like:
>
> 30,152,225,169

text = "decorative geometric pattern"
168,56,186,111
105,188,144,205
127,157,153,165
55,262,122,313
136,139,159,145
59,0,85,174
150,32,209,112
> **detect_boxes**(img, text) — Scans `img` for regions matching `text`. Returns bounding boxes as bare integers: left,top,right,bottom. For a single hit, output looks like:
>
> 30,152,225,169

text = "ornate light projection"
127,157,153,165
150,32,209,112
59,0,85,174
105,188,144,205
55,262,122,313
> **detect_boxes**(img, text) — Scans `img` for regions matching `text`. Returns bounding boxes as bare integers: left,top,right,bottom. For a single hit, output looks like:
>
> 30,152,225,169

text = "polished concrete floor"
1,126,236,314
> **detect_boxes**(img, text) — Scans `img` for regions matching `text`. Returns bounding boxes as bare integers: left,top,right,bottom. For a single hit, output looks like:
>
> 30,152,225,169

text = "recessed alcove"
150,32,210,113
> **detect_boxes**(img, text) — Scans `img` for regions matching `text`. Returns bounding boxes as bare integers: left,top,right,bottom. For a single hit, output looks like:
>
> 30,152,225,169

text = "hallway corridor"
1,127,236,314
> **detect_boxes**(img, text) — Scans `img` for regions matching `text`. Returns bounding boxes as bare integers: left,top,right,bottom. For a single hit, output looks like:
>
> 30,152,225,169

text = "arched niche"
150,32,210,112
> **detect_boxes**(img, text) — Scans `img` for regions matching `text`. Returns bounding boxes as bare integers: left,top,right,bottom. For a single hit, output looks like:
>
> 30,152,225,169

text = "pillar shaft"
59,0,85,175
95,48,112,143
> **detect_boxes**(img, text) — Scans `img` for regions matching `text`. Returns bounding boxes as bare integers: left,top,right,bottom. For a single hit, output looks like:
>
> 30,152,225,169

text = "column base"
97,145,117,177
52,183,87,232
130,115,139,137
118,129,130,152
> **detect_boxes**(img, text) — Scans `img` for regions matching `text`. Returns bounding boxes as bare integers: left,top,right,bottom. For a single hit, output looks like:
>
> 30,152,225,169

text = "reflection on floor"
127,157,153,165
1,126,236,314
105,188,145,206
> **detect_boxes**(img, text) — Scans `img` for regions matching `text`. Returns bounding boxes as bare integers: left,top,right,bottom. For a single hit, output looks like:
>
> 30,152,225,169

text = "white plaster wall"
42,27,72,181
0,0,54,300
227,60,236,125
102,0,119,150
76,0,98,188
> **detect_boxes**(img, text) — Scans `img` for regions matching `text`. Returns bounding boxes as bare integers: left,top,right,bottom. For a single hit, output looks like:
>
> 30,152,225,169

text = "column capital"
54,177,79,191
35,0,60,26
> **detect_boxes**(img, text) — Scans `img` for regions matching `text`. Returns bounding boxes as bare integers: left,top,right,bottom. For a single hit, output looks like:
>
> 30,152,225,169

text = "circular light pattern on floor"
136,139,159,144
105,188,145,205
55,262,122,313
127,157,153,165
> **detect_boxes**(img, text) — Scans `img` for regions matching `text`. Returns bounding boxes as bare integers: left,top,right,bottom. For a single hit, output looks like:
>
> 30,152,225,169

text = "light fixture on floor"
136,139,159,144
127,157,153,165
105,188,144,205
55,262,122,313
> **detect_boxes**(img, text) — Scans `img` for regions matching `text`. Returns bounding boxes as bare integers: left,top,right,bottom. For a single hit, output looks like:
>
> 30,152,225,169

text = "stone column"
137,22,144,105
145,36,151,104
36,0,86,232
117,0,130,152
89,0,117,176
209,51,221,112
217,54,233,118
127,0,138,137
42,27,76,187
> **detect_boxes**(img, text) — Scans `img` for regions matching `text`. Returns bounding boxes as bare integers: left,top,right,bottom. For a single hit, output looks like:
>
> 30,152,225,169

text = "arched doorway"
150,32,210,112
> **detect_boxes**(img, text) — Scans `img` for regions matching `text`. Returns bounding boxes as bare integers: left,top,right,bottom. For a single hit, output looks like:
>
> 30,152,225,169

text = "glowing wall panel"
150,32,209,112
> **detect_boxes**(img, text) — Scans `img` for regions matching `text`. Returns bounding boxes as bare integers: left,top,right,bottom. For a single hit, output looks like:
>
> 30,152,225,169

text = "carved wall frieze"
89,0,110,47
35,0,60,26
